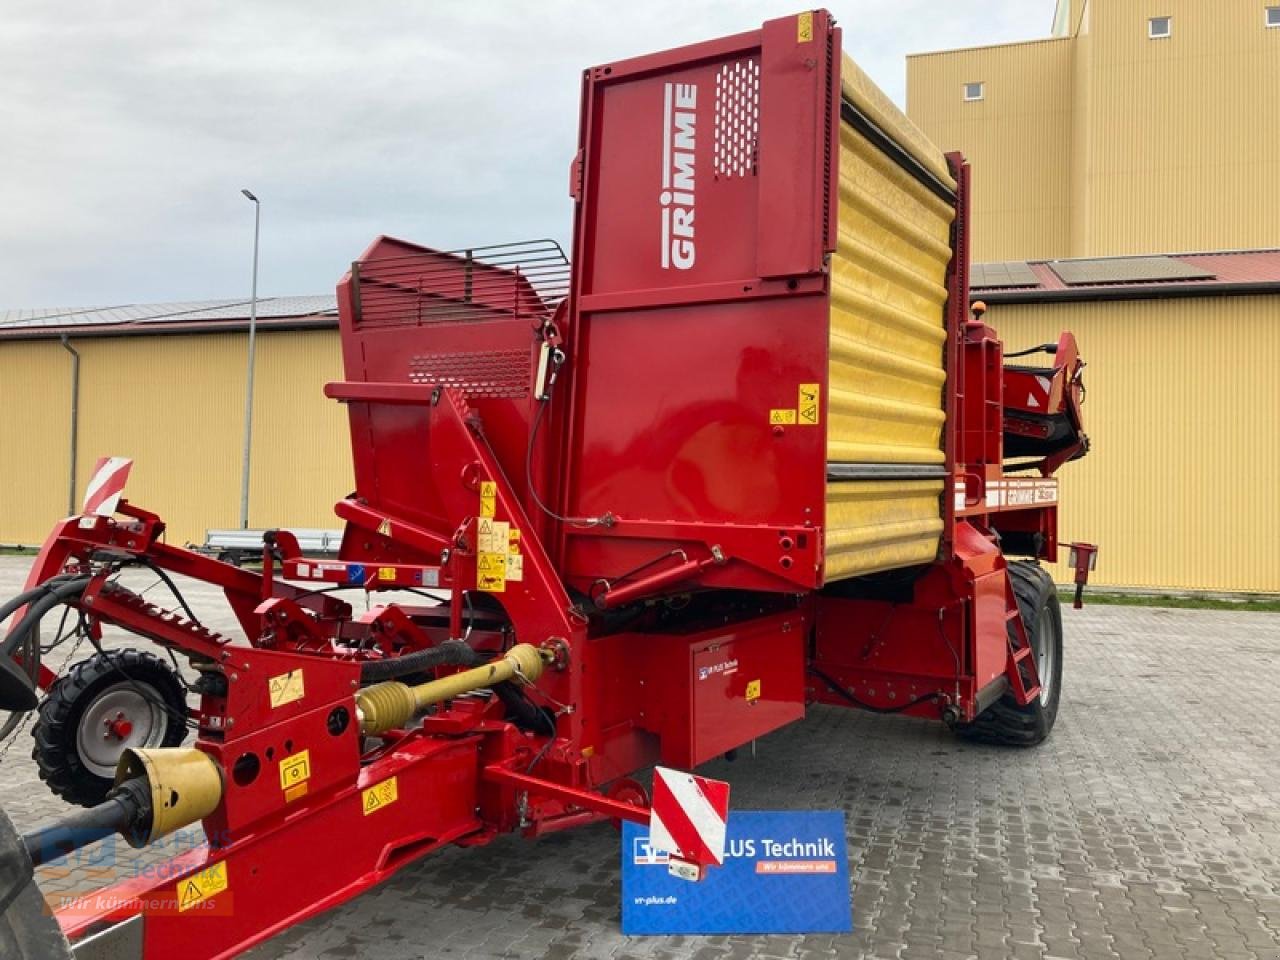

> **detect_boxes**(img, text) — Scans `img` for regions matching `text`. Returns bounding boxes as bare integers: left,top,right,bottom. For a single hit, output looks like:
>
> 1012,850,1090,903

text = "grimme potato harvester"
0,10,1092,958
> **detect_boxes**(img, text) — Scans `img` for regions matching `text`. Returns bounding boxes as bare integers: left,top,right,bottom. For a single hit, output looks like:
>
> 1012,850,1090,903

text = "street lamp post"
239,189,260,530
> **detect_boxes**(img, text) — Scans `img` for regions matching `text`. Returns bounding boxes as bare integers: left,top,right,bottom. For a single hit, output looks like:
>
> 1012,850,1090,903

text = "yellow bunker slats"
823,67,955,583
839,53,957,193
825,481,946,580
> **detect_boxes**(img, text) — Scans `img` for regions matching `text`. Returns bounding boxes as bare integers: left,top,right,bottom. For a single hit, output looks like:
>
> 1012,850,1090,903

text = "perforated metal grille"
407,349,529,399
714,59,759,178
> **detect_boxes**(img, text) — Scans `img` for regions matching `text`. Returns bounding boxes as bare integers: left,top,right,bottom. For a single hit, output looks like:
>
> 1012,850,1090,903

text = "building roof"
0,295,338,339
972,249,1280,304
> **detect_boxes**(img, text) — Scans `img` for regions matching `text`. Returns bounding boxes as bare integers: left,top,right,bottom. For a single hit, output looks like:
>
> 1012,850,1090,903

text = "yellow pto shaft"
357,643,548,735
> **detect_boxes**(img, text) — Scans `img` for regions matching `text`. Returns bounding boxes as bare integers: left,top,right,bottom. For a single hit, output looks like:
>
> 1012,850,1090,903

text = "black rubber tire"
31,649,188,808
957,561,1063,746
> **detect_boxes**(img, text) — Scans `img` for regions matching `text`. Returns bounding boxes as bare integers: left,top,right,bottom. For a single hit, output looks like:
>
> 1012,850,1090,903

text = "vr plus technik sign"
622,811,852,935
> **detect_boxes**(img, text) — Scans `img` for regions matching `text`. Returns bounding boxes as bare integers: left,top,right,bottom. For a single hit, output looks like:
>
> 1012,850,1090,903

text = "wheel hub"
76,683,167,777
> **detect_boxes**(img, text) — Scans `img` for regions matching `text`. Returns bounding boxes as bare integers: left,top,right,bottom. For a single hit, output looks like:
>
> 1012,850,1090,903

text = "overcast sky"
1,1,1050,308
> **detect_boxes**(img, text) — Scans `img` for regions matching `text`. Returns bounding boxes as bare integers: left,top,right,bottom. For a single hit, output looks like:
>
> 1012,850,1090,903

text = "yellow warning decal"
177,861,228,913
508,528,521,554
378,566,396,581
376,518,392,537
478,519,509,554
746,679,762,702
798,383,820,425
479,480,497,518
279,749,311,794
797,11,813,42
362,776,399,815
770,409,797,425
505,554,524,582
268,669,305,709
477,552,506,593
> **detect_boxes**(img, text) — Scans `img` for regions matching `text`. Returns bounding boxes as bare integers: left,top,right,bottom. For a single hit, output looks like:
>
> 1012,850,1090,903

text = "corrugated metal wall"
991,294,1280,594
0,330,351,547
907,38,1075,262
907,0,1280,260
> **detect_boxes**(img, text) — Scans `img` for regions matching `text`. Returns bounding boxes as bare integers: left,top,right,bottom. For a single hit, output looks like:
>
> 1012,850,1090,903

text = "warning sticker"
770,409,797,425
177,861,228,913
477,552,506,593
508,528,521,554
268,669,305,709
279,749,311,794
362,776,399,815
798,383,821,425
376,518,392,537
478,519,509,554
479,480,497,518
378,566,396,581
746,679,762,702
797,10,813,42
505,553,524,582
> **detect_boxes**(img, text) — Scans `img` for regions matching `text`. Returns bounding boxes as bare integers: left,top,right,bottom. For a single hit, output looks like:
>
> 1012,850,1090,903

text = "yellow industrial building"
0,300,351,550
2,1,1277,595
907,0,1280,262
906,0,1280,595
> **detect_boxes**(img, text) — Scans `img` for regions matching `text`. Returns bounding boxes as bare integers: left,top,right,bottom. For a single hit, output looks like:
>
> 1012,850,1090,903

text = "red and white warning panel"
649,766,730,881
81,456,133,517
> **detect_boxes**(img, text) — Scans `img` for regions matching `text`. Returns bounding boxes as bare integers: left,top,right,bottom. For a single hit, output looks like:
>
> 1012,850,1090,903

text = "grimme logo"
659,81,697,270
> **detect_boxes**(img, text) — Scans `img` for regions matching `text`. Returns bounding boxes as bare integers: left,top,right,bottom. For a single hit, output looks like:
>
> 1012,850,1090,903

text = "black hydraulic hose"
0,577,91,658
0,576,80,629
358,640,481,683
493,682,557,736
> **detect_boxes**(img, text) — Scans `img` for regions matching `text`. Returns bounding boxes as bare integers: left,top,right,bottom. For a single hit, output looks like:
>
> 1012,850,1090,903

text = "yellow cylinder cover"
115,747,224,846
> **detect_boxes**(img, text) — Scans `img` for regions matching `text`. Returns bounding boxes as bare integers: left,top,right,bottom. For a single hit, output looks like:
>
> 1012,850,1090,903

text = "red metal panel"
756,12,836,276
636,609,807,768
561,12,833,595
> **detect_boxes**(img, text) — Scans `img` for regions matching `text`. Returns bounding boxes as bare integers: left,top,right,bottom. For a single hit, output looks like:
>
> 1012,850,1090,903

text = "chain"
0,629,89,765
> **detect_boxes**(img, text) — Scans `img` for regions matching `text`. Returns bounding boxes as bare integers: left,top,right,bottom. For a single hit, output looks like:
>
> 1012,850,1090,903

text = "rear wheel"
31,649,189,807
957,561,1063,746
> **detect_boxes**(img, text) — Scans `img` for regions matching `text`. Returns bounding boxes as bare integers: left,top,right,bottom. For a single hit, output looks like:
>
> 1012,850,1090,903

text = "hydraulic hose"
0,576,82,631
0,577,91,657
358,639,480,683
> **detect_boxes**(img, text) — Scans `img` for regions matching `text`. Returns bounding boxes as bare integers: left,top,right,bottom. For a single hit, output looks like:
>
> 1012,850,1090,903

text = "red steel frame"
7,11,1089,958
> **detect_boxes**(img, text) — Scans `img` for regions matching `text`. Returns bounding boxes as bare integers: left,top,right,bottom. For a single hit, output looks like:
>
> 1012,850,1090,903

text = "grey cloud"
0,1,1046,307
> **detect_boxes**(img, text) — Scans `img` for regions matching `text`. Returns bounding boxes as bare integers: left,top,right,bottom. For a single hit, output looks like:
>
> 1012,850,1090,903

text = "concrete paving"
0,554,1277,959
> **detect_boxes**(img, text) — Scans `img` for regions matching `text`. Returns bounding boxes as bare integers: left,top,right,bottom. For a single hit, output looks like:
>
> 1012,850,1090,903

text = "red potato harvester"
0,10,1094,958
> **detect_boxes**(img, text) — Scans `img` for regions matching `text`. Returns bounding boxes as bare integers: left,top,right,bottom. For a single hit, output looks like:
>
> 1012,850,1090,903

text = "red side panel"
559,12,838,596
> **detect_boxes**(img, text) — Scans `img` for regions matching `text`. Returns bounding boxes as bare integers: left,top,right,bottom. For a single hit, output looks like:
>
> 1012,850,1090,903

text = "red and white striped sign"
649,766,730,871
82,457,133,517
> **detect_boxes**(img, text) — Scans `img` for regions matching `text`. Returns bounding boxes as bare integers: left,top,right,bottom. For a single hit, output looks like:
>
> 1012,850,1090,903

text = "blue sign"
621,810,852,935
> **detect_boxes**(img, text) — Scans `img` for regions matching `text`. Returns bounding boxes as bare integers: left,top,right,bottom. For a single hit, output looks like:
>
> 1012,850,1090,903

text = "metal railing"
350,239,570,329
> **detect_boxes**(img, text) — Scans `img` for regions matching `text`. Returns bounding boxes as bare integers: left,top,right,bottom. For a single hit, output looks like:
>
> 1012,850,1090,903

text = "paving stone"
0,558,1277,959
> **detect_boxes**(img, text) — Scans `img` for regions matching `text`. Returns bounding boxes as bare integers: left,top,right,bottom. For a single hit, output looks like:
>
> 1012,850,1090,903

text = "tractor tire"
32,649,188,808
957,561,1063,747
